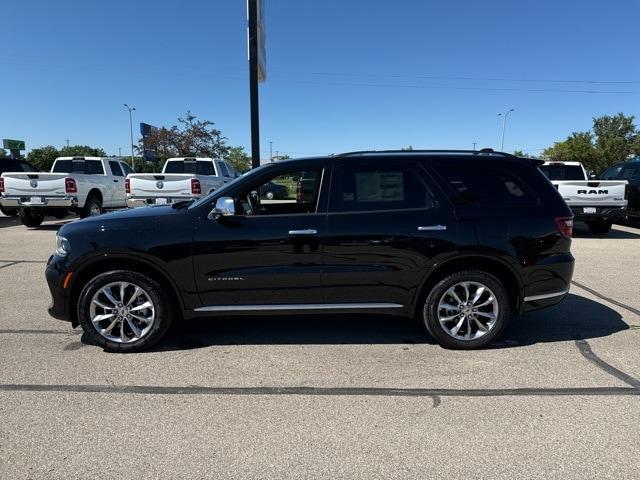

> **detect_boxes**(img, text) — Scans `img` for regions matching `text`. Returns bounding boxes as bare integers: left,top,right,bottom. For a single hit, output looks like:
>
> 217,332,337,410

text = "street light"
498,108,514,152
124,104,136,169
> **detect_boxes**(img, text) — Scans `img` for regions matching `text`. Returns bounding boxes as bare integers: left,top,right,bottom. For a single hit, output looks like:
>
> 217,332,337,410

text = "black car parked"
0,158,39,216
46,150,575,352
616,160,640,216
258,180,289,200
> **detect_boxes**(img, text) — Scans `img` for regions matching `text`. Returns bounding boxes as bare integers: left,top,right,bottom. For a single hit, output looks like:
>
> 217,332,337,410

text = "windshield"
538,164,585,181
189,164,269,209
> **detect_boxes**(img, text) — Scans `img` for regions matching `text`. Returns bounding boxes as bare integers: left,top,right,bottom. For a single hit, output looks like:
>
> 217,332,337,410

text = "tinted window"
217,162,229,177
109,161,124,176
0,158,19,174
600,164,623,180
620,165,640,180
330,162,438,212
121,162,134,175
164,160,215,175
52,159,104,174
433,164,538,206
538,164,585,180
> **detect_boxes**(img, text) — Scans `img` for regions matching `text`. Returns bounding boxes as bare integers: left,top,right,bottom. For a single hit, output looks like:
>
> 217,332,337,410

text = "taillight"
554,217,573,238
64,177,77,194
191,178,201,195
125,178,130,194
0,177,4,193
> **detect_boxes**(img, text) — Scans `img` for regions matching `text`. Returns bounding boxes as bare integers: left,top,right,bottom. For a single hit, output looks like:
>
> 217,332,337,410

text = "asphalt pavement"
0,212,639,479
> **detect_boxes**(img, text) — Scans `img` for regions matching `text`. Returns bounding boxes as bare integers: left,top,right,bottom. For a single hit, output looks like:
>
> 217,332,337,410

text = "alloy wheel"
89,281,155,343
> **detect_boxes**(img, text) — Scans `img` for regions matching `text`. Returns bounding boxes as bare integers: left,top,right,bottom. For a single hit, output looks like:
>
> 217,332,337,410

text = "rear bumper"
521,252,575,313
126,196,196,208
571,206,627,222
1,195,78,208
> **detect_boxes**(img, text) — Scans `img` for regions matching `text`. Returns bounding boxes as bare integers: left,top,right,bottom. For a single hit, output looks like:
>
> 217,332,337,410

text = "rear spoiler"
515,157,545,167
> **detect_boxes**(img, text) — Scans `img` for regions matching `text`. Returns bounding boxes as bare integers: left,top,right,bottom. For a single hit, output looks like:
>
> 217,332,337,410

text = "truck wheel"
422,270,510,349
77,270,173,352
0,206,18,217
19,208,44,228
80,195,102,218
586,220,612,235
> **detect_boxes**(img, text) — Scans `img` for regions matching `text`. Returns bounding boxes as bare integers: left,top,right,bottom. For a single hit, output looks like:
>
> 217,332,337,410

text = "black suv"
46,150,575,352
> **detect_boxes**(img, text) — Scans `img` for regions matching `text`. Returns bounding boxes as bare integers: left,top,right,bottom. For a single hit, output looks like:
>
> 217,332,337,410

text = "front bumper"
45,255,71,322
126,196,195,208
1,195,78,208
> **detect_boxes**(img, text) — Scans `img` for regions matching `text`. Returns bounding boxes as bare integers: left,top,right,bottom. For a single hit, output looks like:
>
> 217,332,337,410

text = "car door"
192,160,329,308
216,160,233,186
322,157,457,308
108,161,126,206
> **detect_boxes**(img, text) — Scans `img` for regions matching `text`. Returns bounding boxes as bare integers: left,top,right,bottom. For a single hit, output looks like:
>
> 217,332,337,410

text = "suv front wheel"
422,270,510,349
77,270,173,352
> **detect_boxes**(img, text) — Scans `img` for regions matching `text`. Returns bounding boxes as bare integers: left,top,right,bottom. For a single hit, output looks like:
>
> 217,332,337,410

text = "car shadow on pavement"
573,224,640,239
146,293,628,352
0,215,20,229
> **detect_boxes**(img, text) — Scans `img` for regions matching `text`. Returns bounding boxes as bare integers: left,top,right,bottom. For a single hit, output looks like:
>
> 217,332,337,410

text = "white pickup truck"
0,156,133,227
539,161,628,234
125,157,238,208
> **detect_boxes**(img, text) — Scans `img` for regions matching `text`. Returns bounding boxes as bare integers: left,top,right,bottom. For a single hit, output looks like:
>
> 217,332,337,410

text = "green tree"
593,113,638,167
59,145,106,158
138,111,229,163
26,145,60,171
513,150,535,158
543,131,597,168
225,146,251,173
0,148,8,157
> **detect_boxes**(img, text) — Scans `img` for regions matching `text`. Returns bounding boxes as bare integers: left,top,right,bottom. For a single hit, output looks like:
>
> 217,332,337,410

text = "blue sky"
1,0,639,159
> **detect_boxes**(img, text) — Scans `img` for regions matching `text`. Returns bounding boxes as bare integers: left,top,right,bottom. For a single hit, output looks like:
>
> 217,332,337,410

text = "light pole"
269,141,273,162
124,104,136,169
472,142,477,151
65,139,70,148
498,108,514,152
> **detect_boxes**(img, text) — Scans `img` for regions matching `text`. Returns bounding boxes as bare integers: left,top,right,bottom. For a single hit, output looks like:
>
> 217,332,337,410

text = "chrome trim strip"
288,229,317,235
194,302,403,312
418,225,447,231
524,289,569,302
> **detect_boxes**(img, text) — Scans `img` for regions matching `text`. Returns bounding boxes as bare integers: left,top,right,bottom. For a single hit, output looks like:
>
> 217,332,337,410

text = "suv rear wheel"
77,270,173,352
422,270,510,349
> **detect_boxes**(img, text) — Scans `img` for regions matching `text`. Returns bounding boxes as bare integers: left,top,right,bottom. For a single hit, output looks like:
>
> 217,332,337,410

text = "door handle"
113,179,119,183
418,225,447,231
288,229,317,235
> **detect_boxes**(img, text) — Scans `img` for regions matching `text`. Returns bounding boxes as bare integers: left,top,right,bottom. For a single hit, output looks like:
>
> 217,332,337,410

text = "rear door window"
330,161,440,212
120,162,134,175
432,163,539,206
620,165,640,180
217,161,229,177
109,161,124,176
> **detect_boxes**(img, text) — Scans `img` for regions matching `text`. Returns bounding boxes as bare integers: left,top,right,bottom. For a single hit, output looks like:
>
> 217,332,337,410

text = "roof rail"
335,148,517,158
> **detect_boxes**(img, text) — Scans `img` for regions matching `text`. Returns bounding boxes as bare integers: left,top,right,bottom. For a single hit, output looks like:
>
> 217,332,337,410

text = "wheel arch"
68,254,184,325
86,188,103,204
413,254,522,318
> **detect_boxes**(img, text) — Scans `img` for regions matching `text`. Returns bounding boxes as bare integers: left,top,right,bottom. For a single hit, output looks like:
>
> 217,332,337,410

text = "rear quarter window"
432,163,539,206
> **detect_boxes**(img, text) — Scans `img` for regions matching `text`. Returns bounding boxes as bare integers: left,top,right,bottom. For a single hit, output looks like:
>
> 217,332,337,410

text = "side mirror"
589,173,597,180
208,196,236,220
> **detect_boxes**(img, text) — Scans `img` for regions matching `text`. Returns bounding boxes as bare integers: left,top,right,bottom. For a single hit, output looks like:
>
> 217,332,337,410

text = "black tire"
586,220,612,235
77,270,173,353
0,206,18,217
18,208,44,227
53,210,69,220
265,190,275,200
422,270,510,349
80,194,102,218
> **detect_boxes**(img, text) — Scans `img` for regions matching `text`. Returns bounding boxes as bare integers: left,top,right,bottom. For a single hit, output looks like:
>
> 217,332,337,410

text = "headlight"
55,235,71,256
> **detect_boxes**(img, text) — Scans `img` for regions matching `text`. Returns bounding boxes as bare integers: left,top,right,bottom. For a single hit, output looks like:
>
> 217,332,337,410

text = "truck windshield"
538,165,584,180
165,161,214,175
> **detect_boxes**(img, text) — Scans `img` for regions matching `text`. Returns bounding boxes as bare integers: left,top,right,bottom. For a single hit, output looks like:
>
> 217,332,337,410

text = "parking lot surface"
1,213,639,479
